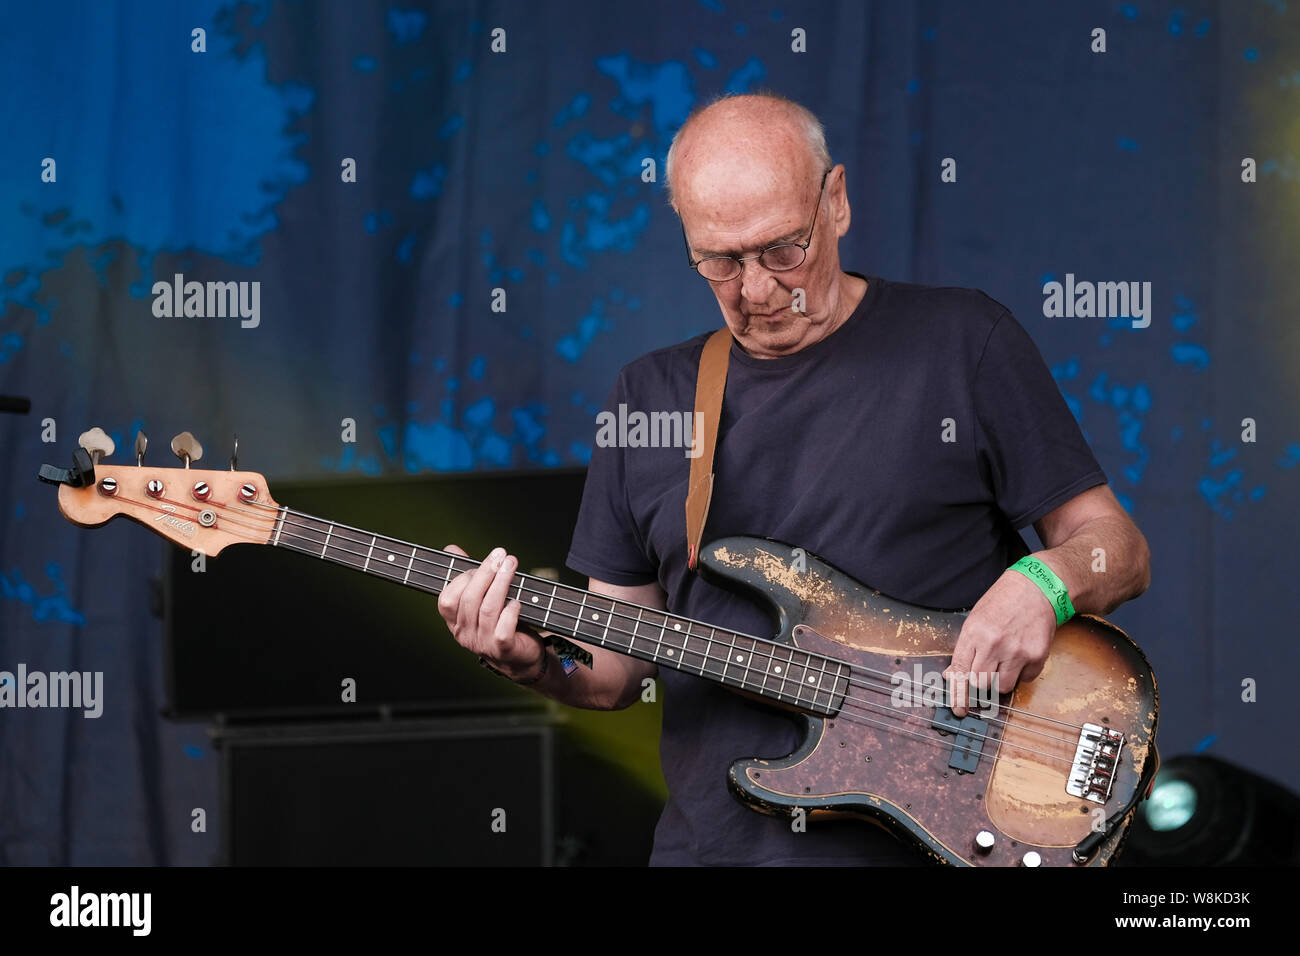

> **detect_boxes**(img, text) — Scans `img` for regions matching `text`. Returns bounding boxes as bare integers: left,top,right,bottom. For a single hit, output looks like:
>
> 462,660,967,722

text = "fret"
404,547,417,584
631,607,643,657
663,614,698,674
652,613,666,661
285,514,329,554
757,637,774,698
598,598,612,647
443,555,454,586
362,536,376,572
788,649,806,707
803,653,824,706
374,542,399,581
813,654,830,711
671,617,690,671
575,592,589,642
666,616,685,652
801,652,816,708
833,662,847,712
544,587,581,637
520,577,545,618
825,660,842,713
584,595,616,648
702,626,716,679
732,635,757,693
659,613,680,667
320,523,333,557
721,630,738,687
774,644,794,704
638,611,676,670
542,583,556,629
575,592,601,645
744,637,763,693
272,507,286,547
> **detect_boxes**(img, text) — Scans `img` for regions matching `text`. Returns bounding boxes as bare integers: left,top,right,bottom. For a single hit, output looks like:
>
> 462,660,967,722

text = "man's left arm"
944,484,1151,717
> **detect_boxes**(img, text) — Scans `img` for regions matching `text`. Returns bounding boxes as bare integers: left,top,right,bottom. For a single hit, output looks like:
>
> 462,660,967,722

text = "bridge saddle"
1066,723,1125,803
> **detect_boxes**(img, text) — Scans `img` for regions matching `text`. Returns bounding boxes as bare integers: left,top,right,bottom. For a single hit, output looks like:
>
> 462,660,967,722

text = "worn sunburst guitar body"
42,436,1159,866
696,538,1158,867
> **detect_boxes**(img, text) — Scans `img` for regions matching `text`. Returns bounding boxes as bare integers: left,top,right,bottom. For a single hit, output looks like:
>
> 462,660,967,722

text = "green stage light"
1118,755,1300,865
1143,778,1197,832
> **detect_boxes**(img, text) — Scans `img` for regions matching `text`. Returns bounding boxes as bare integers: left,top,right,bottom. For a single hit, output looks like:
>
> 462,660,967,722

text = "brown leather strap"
685,328,732,570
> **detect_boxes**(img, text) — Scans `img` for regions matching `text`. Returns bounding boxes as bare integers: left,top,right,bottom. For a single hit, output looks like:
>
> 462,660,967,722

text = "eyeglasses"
682,168,831,282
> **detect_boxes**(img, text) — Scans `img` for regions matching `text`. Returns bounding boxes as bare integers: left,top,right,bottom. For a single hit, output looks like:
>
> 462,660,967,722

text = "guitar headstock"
43,428,280,556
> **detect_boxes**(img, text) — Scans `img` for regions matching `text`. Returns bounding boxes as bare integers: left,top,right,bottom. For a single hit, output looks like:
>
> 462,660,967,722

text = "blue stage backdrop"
1,0,1298,863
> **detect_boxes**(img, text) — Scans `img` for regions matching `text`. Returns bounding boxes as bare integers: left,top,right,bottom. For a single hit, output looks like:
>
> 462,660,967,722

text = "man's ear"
832,165,851,238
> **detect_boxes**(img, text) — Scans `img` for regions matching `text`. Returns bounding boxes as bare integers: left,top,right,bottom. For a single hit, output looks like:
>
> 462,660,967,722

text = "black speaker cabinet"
214,712,555,865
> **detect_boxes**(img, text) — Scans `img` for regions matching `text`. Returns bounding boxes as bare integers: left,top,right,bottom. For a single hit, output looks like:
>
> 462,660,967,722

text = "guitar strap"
685,327,732,571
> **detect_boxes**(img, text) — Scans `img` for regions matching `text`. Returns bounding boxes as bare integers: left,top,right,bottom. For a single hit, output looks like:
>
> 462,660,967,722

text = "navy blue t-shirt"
565,275,1108,866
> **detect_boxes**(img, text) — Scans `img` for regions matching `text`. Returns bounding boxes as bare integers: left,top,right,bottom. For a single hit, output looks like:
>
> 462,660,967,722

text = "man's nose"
737,257,778,302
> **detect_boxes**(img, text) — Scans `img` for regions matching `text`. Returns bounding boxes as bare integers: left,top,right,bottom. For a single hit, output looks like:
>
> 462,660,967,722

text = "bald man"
438,93,1150,866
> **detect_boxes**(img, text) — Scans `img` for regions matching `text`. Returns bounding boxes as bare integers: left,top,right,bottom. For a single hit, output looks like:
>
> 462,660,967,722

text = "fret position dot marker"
673,624,681,631
735,655,744,663
387,554,395,562
592,613,599,621
531,596,539,603
774,666,782,674
807,676,816,683
667,649,674,656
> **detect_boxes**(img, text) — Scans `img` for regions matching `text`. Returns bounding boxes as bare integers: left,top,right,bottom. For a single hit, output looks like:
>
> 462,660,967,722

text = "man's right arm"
436,543,661,711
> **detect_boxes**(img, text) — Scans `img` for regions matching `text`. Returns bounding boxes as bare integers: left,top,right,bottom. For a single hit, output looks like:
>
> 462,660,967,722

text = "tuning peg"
134,430,148,467
170,431,203,469
77,427,115,465
230,433,239,471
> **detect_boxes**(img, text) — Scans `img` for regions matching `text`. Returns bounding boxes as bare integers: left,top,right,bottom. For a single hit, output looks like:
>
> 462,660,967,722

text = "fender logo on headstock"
154,505,196,538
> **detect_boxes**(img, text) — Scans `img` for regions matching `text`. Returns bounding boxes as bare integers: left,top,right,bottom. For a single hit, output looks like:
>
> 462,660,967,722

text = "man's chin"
738,318,809,356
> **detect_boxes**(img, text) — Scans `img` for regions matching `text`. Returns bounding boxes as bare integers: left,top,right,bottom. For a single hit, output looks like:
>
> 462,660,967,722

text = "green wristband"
1008,555,1076,626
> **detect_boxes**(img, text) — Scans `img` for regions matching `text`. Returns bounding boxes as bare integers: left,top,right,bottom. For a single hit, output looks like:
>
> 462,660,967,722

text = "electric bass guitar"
40,429,1159,866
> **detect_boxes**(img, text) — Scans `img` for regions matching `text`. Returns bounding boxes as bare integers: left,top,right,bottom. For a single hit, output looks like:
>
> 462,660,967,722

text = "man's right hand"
436,544,548,683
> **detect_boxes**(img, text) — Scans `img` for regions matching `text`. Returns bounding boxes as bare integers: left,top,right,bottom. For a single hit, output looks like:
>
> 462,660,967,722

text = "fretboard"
269,507,848,715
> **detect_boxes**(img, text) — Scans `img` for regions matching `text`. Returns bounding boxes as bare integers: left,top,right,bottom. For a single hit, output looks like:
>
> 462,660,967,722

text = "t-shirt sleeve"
565,370,660,587
973,310,1108,531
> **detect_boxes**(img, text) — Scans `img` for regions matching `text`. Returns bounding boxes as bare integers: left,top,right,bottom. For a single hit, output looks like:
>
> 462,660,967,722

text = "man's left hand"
942,568,1058,718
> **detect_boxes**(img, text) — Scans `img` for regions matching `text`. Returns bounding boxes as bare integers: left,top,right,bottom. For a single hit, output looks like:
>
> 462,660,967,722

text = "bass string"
193,500,1099,756
250,506,1087,730
238,499,1087,734
258,519,1086,767
226,503,1094,747
267,521,1077,776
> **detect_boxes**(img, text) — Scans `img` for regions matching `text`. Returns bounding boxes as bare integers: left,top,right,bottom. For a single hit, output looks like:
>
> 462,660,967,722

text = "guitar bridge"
1067,723,1125,803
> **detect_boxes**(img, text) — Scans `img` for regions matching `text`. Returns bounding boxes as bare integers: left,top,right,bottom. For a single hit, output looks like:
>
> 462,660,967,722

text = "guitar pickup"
931,707,988,774
1067,723,1125,803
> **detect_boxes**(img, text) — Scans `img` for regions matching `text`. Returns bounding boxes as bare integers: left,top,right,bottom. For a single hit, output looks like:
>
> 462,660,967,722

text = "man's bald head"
664,92,866,359
665,93,830,210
